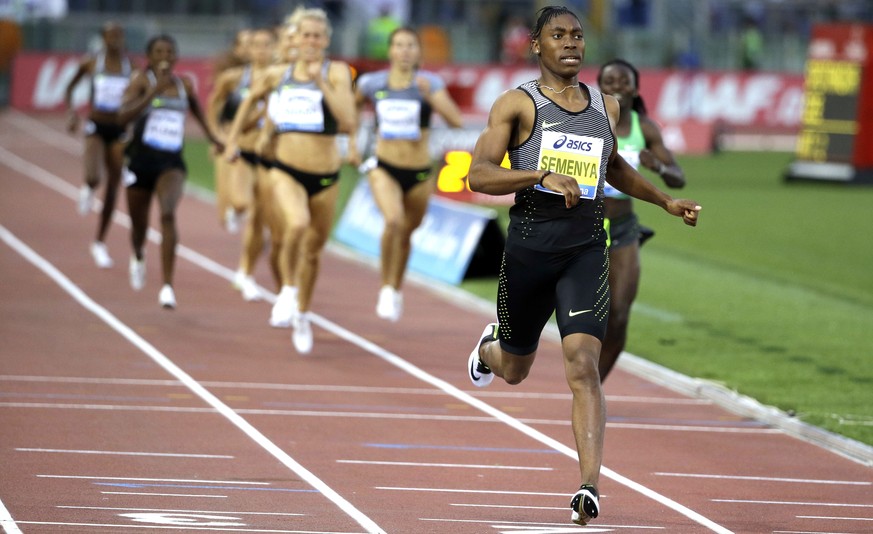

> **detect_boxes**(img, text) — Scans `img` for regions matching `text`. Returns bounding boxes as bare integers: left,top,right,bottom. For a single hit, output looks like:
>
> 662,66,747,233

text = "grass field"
184,142,873,447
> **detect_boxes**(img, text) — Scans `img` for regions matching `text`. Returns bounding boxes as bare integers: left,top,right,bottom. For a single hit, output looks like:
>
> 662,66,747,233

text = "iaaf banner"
12,52,804,135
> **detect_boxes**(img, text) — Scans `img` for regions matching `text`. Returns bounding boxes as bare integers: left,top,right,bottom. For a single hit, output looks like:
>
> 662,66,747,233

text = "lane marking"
101,492,226,498
450,503,566,511
0,375,714,404
1,128,733,533
713,499,873,508
0,226,384,534
1,402,780,433
14,522,360,533
654,473,871,486
336,460,552,471
59,506,303,516
377,487,571,497
38,475,268,485
16,448,233,459
418,517,664,530
797,515,873,522
0,494,24,534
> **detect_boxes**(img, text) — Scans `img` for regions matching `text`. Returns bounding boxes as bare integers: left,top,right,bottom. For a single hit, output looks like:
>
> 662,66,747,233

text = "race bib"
271,87,324,132
603,148,639,198
92,74,130,113
376,98,421,140
143,108,185,152
535,131,603,200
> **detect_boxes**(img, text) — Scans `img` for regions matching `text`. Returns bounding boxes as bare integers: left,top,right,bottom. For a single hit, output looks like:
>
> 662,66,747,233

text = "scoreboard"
787,23,873,183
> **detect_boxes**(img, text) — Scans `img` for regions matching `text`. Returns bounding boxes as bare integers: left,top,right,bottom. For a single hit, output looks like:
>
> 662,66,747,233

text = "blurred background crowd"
3,0,873,75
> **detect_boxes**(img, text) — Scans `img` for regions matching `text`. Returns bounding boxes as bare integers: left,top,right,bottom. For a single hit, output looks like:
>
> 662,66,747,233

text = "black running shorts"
496,241,610,354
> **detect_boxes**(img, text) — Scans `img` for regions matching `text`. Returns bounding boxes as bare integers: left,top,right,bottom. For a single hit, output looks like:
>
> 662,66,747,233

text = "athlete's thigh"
402,178,434,229
154,168,186,216
554,245,610,340
83,135,106,178
270,168,310,228
497,244,559,354
368,167,404,222
306,183,340,248
607,242,640,312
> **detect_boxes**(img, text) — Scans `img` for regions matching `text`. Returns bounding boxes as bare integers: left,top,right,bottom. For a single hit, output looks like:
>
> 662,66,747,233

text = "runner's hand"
665,198,701,226
542,171,581,208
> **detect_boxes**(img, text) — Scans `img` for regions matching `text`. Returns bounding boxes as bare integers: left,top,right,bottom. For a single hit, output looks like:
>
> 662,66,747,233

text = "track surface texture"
1,110,871,533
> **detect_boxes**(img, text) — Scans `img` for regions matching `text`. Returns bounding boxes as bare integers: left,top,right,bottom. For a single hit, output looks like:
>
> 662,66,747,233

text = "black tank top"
506,81,613,252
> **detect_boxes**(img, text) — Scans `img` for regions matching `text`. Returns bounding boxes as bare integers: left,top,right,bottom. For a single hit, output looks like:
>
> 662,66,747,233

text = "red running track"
1,110,871,533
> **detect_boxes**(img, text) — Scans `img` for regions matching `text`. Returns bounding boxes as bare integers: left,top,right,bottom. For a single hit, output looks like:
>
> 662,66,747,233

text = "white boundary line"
0,120,736,532
0,225,385,534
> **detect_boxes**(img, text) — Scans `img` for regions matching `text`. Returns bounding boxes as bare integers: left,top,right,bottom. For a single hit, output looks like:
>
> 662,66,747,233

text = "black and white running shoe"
570,484,599,525
468,323,497,387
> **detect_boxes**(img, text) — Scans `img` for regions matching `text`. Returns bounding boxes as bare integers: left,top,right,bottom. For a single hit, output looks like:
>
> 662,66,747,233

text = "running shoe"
239,275,262,302
376,285,402,322
77,185,95,215
90,241,113,269
269,285,297,328
158,284,176,309
468,323,497,387
292,311,313,354
232,269,246,289
570,484,599,526
129,255,145,291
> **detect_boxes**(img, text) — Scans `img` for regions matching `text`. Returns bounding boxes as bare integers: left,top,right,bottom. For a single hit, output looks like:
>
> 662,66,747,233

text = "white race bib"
272,87,324,132
92,74,130,112
535,130,604,200
376,98,421,140
603,148,639,198
143,108,185,151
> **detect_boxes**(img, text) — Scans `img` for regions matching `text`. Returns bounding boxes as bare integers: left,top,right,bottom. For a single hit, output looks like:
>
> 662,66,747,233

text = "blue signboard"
334,180,500,285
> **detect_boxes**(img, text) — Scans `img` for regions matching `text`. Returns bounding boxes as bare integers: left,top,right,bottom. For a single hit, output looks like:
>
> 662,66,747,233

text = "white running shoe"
468,323,498,387
129,255,146,291
239,275,262,302
292,311,313,354
90,241,113,269
269,285,297,328
77,185,95,215
376,285,402,322
232,269,246,289
158,284,176,309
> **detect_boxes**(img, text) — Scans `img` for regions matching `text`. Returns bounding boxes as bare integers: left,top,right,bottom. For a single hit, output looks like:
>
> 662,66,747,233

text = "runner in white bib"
63,22,135,269
118,34,223,309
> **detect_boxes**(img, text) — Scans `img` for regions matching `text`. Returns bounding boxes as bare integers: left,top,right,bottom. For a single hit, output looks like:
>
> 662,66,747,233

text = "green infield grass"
185,141,873,447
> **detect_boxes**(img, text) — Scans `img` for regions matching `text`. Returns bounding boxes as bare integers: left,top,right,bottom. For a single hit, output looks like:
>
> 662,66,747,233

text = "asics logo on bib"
553,135,594,152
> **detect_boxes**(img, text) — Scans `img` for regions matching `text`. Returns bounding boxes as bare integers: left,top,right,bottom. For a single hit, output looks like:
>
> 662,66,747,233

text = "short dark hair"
597,58,648,116
531,6,582,41
146,34,176,54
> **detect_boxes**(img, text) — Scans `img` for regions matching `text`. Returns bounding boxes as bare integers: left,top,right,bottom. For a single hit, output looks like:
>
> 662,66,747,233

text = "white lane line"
0,494,24,534
38,475,268,485
654,473,871,486
376,487,569,497
101,492,226,498
0,375,712,404
418,517,665,530
713,499,873,508
59,506,303,516
17,448,233,459
336,460,552,471
450,503,565,511
2,127,731,533
798,515,873,522
0,226,384,534
14,522,361,533
2,402,778,434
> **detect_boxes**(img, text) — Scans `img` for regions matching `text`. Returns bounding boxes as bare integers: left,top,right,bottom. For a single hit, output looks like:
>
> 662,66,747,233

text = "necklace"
537,81,580,94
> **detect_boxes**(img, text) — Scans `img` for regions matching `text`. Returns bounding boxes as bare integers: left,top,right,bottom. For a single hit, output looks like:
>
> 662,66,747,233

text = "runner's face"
249,31,275,66
148,40,177,70
598,64,636,110
535,13,585,77
388,31,420,69
102,26,125,51
297,18,329,61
